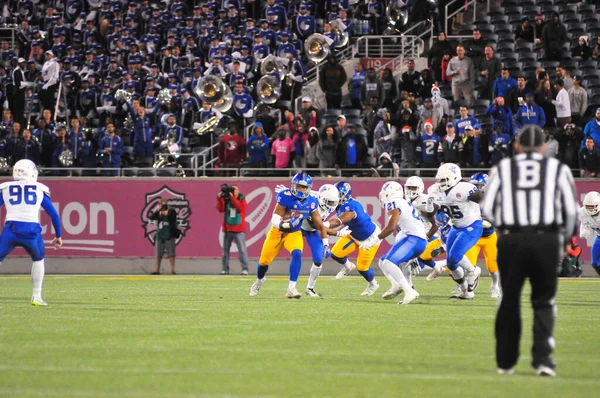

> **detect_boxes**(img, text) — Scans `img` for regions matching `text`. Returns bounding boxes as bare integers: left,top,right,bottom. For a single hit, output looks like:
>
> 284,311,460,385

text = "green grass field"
0,275,599,398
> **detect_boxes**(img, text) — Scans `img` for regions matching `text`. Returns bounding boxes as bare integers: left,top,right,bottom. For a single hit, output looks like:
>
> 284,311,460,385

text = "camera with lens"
220,184,235,198
161,204,169,211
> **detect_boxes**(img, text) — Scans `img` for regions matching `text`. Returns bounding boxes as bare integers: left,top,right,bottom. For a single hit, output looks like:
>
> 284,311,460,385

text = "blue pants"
0,221,45,262
382,235,427,265
592,236,600,267
445,220,483,271
303,230,323,264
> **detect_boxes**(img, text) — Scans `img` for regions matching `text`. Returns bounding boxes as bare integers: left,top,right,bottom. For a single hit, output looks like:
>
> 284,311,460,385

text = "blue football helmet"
334,181,352,206
469,172,489,192
434,210,451,229
290,171,313,200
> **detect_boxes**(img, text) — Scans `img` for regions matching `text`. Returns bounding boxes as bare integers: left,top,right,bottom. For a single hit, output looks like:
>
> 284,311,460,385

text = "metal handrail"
445,0,477,36
354,35,425,59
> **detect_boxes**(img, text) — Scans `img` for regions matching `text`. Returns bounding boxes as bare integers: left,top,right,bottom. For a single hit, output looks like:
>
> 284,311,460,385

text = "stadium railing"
354,35,425,59
444,0,493,36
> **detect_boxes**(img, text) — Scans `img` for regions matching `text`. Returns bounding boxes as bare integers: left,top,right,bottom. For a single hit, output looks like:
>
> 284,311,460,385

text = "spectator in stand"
493,68,518,100
454,105,479,136
446,45,474,103
420,69,435,99
488,125,511,165
132,107,154,160
335,124,368,174
40,50,60,116
558,124,583,169
218,123,246,171
247,122,269,169
434,114,451,138
271,128,293,170
348,63,366,109
15,129,40,165
579,137,600,177
51,126,68,172
81,131,98,173
428,32,454,83
33,119,54,167
486,97,515,137
515,93,546,129
380,68,397,112
572,36,592,61
318,54,347,109
374,109,396,159
361,67,384,109
416,98,435,131
68,118,84,166
544,130,560,158
372,152,399,178
99,124,124,177
534,15,545,43
439,123,463,166
583,108,600,147
305,127,320,169
335,115,349,138
5,123,22,166
299,98,320,129
477,46,502,100
569,76,588,126
515,17,534,43
536,79,557,127
527,69,547,94
464,29,486,66
593,36,600,60
541,12,567,62
416,119,440,169
395,125,417,170
558,66,574,91
316,126,338,175
400,59,421,96
431,85,450,125
553,79,571,128
288,112,315,168
462,125,484,167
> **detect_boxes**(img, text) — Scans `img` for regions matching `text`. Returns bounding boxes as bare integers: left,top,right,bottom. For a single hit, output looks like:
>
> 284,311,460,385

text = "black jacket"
579,146,600,173
149,208,179,240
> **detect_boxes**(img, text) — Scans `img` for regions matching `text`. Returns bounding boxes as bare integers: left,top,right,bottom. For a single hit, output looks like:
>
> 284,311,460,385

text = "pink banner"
0,179,597,261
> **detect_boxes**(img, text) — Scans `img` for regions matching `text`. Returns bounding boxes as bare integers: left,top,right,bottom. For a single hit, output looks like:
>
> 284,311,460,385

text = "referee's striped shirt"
482,152,578,236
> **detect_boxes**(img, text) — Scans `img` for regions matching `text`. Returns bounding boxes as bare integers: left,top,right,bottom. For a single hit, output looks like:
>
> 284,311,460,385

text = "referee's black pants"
39,84,58,116
496,231,561,371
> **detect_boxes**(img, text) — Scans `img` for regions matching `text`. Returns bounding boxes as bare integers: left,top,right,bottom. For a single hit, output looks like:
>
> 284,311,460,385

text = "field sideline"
0,275,599,398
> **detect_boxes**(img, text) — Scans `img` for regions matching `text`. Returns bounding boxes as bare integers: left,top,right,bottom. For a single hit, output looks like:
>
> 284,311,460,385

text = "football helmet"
334,181,352,206
469,172,489,192
13,159,38,182
404,176,424,200
379,181,404,206
583,191,600,216
290,171,312,200
318,184,339,213
435,163,462,191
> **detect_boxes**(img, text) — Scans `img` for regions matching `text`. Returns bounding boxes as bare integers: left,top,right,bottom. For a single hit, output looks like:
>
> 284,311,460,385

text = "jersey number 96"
9,185,37,205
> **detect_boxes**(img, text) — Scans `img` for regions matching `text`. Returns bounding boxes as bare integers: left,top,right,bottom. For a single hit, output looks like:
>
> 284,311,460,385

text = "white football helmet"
379,181,404,206
435,163,462,191
318,184,340,213
13,159,38,182
583,191,600,216
405,176,424,200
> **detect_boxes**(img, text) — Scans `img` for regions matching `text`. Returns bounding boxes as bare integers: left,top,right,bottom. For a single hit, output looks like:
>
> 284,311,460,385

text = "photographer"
150,198,180,275
216,184,249,275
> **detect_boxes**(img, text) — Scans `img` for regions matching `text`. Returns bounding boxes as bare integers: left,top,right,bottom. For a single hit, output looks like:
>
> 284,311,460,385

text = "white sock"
450,267,468,292
378,260,399,289
344,259,353,268
434,261,447,273
401,264,413,287
490,271,499,288
288,281,297,290
381,260,412,291
458,255,475,273
32,260,45,298
307,264,322,289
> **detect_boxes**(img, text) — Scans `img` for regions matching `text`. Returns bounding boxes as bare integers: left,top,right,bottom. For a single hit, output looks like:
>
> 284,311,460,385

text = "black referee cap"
517,125,545,148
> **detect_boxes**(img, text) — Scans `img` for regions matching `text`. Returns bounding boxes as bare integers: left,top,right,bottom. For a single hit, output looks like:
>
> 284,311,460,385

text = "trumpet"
194,116,219,135
304,34,332,63
194,75,233,113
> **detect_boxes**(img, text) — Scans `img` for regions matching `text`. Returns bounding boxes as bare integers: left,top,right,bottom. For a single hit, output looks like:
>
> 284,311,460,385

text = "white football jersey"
0,181,50,223
579,207,600,238
438,181,481,228
385,197,427,240
410,193,432,233
302,205,333,232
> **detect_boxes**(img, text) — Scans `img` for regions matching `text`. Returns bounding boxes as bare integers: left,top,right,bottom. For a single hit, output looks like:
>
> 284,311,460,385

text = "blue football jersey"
336,198,376,241
276,189,319,233
418,133,441,164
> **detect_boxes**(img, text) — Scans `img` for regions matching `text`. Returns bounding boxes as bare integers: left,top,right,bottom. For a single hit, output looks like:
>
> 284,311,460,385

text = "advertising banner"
0,179,597,261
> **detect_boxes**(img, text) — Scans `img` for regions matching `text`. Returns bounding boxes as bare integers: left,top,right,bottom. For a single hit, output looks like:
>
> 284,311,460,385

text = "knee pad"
291,249,302,261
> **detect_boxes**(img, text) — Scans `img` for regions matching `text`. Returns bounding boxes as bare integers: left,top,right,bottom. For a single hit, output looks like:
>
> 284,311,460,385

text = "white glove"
407,259,421,276
274,184,286,194
19,81,28,89
426,195,435,213
482,220,492,229
336,226,352,237
359,237,381,251
42,83,50,90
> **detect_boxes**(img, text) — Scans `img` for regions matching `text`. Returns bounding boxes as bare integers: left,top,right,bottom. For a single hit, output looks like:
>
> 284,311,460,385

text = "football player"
326,181,381,296
250,172,328,298
0,159,63,305
377,181,427,304
433,163,482,299
580,191,600,276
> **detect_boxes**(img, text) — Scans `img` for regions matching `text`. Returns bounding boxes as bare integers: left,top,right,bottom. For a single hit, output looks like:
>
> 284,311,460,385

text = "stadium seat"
344,109,362,117
523,6,541,18
497,43,515,54
124,146,134,155
568,24,587,36
485,34,498,45
516,42,534,55
487,6,505,18
495,24,512,35
490,15,509,25
155,168,175,177
582,15,599,25
324,109,342,117
541,61,560,69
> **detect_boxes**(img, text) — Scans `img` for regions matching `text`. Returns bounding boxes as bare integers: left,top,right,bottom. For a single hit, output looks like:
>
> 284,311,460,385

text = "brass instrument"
256,75,280,104
193,75,233,113
115,89,132,103
304,34,331,63
157,88,172,106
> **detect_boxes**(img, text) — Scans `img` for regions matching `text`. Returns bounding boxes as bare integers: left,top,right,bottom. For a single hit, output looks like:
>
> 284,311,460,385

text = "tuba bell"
331,20,350,48
256,75,280,104
194,75,233,113
157,88,172,106
385,1,409,33
304,34,331,63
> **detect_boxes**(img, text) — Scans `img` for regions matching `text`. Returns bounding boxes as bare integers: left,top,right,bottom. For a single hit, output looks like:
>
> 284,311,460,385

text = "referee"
481,125,578,377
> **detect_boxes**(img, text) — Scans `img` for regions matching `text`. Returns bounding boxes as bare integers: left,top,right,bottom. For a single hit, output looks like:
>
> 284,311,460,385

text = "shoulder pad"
0,181,10,191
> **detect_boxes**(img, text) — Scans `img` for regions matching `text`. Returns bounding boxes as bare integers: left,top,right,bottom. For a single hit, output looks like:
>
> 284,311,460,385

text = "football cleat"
286,287,302,299
360,280,380,296
335,262,356,280
242,270,249,275
305,288,322,298
467,266,482,292
31,296,47,306
491,286,501,298
249,278,266,297
453,290,475,300
399,288,419,305
382,286,403,300
536,366,556,377
451,284,462,296
497,368,514,375
426,269,440,281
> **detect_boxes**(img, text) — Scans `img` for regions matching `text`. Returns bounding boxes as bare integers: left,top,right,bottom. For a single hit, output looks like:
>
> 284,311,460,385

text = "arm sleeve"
41,194,62,238
558,164,579,238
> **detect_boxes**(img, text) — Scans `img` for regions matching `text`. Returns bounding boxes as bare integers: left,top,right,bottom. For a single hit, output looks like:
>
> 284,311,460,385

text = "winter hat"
580,35,589,45
254,122,263,129
402,126,411,132
424,119,433,128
